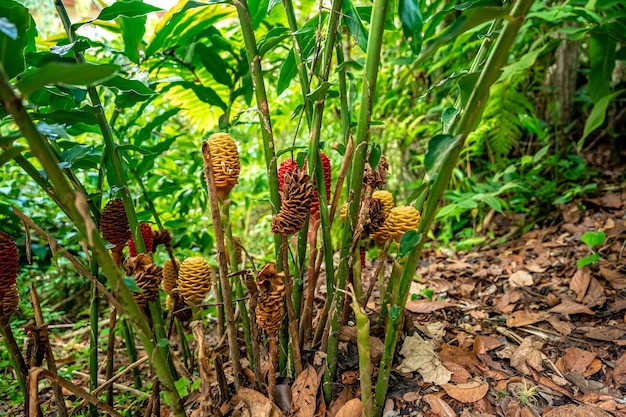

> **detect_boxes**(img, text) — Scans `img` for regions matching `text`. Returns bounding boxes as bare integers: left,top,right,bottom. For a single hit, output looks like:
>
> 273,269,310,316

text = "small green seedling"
577,231,606,268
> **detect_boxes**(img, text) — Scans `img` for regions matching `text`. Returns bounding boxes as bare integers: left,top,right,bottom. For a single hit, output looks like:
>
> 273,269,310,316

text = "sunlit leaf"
343,0,369,52
17,63,117,98
398,0,423,54
588,33,616,104
96,0,161,21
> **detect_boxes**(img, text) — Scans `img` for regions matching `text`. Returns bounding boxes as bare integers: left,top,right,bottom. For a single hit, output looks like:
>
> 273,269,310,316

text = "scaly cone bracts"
271,168,313,235
129,223,154,256
364,153,389,189
0,232,18,296
162,258,180,294
123,254,162,308
255,263,285,335
385,206,421,242
177,256,212,306
100,199,131,245
0,284,19,319
202,133,240,201
278,153,332,215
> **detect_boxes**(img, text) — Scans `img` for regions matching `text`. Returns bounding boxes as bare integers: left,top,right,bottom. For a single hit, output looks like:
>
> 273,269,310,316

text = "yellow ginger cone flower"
0,284,20,319
255,263,285,335
165,294,175,312
202,133,240,201
162,259,180,294
178,256,212,306
372,190,394,215
386,206,421,242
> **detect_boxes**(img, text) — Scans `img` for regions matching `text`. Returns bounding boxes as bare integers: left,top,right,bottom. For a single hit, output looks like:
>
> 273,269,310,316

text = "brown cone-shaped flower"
169,288,192,322
0,284,19,319
255,263,285,335
128,223,154,256
123,254,162,308
364,198,386,235
386,206,421,242
162,258,180,294
0,232,18,295
202,133,240,201
364,153,389,189
271,169,313,235
152,229,172,251
178,256,212,306
101,199,131,245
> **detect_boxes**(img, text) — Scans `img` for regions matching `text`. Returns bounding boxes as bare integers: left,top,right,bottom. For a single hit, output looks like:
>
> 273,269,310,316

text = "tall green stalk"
324,0,389,400
0,69,185,416
372,1,535,415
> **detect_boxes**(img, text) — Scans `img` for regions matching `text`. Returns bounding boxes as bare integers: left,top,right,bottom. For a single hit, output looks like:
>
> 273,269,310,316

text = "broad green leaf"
123,276,142,292
0,16,16,39
473,193,502,212
499,41,552,81
457,199,478,209
0,1,36,79
369,142,382,171
50,39,91,57
102,76,155,96
435,203,458,219
267,0,282,14
176,81,227,110
33,108,98,126
441,107,457,133
343,0,369,53
578,89,625,150
258,27,290,56
278,48,297,95
457,72,481,109
17,63,117,98
398,0,423,55
157,338,170,348
399,230,421,257
307,81,332,101
424,134,459,179
174,377,190,397
577,253,600,269
588,32,616,104
119,15,147,64
96,1,162,21
277,146,307,158
134,108,179,145
581,231,605,248
196,43,232,87
249,0,271,29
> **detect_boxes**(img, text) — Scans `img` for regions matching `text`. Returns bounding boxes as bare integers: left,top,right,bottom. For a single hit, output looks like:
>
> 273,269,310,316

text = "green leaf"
581,231,605,249
258,27,290,56
157,338,170,348
578,89,625,150
424,134,460,179
389,305,401,321
196,43,232,87
368,142,382,171
0,16,16,39
102,76,155,96
473,193,502,212
95,0,162,21
398,0,423,54
435,203,458,219
123,276,142,292
577,253,600,269
174,377,190,397
177,81,227,110
441,107,457,132
307,81,332,101
119,15,147,64
277,48,297,95
399,230,421,257
0,1,36,79
277,145,307,158
17,63,117,98
588,32,616,104
267,0,282,14
343,0,369,52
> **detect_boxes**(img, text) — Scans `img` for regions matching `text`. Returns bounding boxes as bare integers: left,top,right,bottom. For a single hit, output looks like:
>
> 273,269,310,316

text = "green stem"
121,318,142,390
325,0,389,400
89,285,98,417
175,318,191,370
0,317,27,400
372,1,535,415
233,0,283,267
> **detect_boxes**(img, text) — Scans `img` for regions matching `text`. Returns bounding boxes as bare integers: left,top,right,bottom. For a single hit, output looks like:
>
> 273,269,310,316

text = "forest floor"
2,145,625,417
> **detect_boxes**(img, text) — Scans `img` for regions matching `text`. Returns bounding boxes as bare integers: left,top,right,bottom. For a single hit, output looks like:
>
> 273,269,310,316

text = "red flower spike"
360,246,366,269
129,223,154,256
0,232,18,295
278,159,299,192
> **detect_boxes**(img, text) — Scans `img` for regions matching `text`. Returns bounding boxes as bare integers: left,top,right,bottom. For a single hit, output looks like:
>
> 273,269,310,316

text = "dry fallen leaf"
334,398,362,417
583,326,625,341
510,337,544,375
405,299,455,313
547,316,574,336
228,387,283,417
291,365,319,417
473,335,502,354
396,333,452,385
570,269,591,303
509,270,533,288
549,299,594,315
506,310,550,327
440,344,481,369
543,404,612,417
424,393,456,417
441,380,489,403
563,347,596,373
612,352,626,386
581,278,606,308
443,361,473,384
600,265,626,290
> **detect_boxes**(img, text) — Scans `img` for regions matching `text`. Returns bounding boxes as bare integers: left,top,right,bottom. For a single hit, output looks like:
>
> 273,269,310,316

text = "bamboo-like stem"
242,271,263,391
372,2,535,415
88,284,98,417
232,0,283,267
222,201,254,371
363,243,389,306
175,318,191,370
120,319,142,390
324,0,389,400
105,308,117,407
202,142,243,389
350,289,372,417
335,34,352,147
282,0,313,127
268,334,278,400
29,284,68,417
54,0,145,253
0,316,28,401
280,236,303,376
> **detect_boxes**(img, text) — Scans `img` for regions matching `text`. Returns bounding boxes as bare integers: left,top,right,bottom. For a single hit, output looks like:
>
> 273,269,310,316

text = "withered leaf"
506,310,550,327
509,270,533,288
581,278,606,308
397,333,451,385
334,398,362,417
563,347,596,373
510,337,544,375
549,299,594,315
473,335,502,354
612,353,626,386
584,326,625,342
228,387,282,417
405,299,455,313
570,269,591,303
600,265,626,290
423,393,456,417
442,380,489,403
543,404,612,417
291,365,319,417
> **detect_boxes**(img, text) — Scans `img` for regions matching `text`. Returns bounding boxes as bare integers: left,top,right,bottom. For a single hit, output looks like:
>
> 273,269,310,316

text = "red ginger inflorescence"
129,223,154,256
0,232,18,296
277,151,331,215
